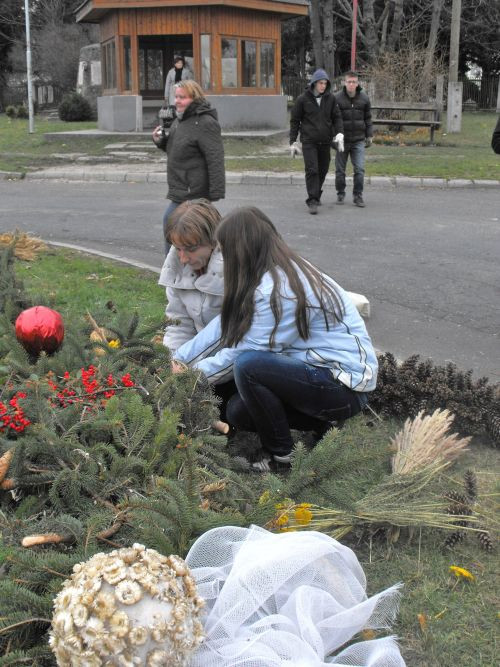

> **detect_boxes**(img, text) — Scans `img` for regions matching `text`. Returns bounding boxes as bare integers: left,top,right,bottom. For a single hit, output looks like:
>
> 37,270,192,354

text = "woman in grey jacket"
160,199,235,426
159,200,224,356
164,55,191,107
153,80,225,253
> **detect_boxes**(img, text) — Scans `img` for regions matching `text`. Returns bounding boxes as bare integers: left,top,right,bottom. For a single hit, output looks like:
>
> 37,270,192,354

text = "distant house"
75,0,308,131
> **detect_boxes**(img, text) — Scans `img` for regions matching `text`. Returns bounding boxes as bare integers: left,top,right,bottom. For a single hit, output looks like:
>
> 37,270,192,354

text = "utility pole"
23,0,35,133
447,0,462,133
351,0,358,71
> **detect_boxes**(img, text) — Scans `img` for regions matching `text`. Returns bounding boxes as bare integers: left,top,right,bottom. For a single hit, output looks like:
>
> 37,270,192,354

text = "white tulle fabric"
186,526,405,666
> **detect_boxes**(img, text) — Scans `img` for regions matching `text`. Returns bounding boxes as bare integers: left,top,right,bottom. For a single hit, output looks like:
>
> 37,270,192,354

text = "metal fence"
281,74,499,110
1,83,64,111
459,76,498,110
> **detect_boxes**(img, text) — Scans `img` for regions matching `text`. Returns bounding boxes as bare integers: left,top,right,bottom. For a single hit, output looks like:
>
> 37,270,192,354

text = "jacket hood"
309,69,331,92
183,98,218,120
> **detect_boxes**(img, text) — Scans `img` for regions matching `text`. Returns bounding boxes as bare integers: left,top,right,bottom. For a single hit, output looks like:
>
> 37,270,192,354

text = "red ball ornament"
15,306,65,355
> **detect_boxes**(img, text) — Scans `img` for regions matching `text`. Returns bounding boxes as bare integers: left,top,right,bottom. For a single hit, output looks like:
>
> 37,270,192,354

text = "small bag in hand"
153,104,177,150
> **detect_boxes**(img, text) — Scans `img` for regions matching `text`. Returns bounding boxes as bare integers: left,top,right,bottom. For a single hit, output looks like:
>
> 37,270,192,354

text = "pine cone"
463,469,477,502
444,530,464,549
477,530,493,551
444,490,469,508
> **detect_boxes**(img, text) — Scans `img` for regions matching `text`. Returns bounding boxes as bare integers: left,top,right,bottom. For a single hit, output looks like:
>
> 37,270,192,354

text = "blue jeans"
162,200,180,255
226,350,367,457
335,140,365,196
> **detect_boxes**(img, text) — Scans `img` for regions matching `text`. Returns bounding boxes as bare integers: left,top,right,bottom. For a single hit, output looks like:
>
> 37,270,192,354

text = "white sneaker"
273,453,292,464
251,457,272,472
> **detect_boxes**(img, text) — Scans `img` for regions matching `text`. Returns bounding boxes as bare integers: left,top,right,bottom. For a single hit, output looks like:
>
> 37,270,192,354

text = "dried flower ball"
49,544,205,666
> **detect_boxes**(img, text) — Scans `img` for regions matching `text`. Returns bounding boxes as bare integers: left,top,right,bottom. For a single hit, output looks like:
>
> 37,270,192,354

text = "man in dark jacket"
290,69,344,215
492,115,500,154
334,71,373,208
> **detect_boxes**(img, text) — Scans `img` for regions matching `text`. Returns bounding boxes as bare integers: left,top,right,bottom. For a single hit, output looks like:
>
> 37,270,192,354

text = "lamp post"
350,0,358,71
23,0,35,133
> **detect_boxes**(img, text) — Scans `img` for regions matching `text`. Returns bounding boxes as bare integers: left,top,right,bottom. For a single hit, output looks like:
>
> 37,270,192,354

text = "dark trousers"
302,142,331,203
162,200,180,255
225,350,366,457
212,380,237,423
335,141,365,196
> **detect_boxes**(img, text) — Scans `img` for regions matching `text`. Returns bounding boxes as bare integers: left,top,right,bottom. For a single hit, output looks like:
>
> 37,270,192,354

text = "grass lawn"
225,112,500,180
0,117,111,173
14,246,165,329
12,245,499,667
1,111,499,179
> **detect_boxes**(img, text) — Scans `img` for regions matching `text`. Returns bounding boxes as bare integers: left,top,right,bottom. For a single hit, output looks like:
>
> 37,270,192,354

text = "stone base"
142,95,288,131
97,95,143,132
206,95,287,130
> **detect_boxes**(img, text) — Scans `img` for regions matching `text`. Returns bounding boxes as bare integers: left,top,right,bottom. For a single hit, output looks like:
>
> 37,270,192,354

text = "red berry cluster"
0,392,31,433
47,365,135,408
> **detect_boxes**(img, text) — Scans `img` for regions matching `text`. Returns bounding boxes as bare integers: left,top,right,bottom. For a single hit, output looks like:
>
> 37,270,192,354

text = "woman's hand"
171,359,188,374
152,125,165,146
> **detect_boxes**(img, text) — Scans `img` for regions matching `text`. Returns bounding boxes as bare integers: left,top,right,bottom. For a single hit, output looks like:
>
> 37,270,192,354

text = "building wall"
97,6,281,95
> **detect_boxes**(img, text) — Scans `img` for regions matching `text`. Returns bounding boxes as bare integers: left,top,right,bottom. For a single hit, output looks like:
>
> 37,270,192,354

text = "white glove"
334,133,344,153
290,141,301,158
365,136,373,148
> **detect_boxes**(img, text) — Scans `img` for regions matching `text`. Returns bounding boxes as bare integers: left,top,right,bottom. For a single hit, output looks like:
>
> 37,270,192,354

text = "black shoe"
307,200,318,215
336,193,345,205
353,194,365,208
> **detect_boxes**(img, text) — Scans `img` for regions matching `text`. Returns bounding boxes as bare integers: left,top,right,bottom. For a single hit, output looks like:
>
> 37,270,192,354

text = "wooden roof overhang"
76,0,308,23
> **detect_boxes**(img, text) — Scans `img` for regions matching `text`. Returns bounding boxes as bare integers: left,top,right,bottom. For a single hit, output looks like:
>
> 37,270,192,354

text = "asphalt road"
1,179,498,380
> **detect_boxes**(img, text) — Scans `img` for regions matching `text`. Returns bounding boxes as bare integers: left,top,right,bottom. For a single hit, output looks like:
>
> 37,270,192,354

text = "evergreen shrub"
58,92,93,122
5,105,17,118
15,104,29,119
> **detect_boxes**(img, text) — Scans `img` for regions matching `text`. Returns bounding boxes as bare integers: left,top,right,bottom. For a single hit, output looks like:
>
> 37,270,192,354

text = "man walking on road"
289,69,344,215
334,71,373,208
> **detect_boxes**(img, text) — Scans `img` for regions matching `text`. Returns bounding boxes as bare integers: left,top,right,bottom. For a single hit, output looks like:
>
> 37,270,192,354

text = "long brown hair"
216,207,344,347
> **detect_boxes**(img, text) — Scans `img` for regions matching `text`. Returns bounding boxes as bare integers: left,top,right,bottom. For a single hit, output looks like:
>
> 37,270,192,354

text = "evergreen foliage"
57,92,93,122
0,245,496,662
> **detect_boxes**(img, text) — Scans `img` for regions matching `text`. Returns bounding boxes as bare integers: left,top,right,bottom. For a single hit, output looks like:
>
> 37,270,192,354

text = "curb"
8,170,499,188
0,171,24,180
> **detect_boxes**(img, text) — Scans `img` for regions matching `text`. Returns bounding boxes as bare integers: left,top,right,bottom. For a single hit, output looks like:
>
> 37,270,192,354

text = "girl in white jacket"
174,207,378,470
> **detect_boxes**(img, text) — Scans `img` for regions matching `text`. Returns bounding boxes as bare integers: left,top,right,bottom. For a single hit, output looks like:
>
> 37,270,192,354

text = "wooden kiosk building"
75,0,308,131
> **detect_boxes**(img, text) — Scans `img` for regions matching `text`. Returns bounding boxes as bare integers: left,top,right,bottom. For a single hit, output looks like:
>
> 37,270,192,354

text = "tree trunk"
387,0,404,52
423,0,444,95
309,0,324,69
322,0,336,77
362,0,379,63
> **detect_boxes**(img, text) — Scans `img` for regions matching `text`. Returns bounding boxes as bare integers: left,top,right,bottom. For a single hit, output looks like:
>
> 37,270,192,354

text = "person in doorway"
289,69,344,215
173,207,377,471
164,55,191,107
152,80,225,254
334,71,373,208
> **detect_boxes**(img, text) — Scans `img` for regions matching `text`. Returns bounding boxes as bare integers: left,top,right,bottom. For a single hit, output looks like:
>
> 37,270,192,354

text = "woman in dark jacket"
153,80,225,253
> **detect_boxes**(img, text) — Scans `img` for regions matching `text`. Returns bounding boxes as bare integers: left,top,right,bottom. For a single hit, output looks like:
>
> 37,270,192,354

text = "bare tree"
423,0,445,88
309,0,324,69
322,0,336,76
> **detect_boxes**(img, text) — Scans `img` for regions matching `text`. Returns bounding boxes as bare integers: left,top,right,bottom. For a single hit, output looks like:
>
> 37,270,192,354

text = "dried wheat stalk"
0,232,47,260
391,409,470,475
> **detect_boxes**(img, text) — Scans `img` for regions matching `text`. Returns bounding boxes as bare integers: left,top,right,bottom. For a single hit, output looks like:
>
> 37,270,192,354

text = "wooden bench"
371,101,442,144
